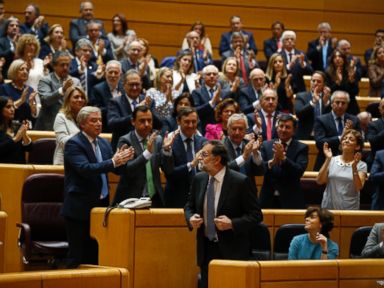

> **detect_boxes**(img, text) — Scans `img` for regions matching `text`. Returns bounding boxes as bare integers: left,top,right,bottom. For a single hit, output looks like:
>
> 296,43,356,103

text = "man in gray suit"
112,106,175,207
361,223,383,258
35,51,80,130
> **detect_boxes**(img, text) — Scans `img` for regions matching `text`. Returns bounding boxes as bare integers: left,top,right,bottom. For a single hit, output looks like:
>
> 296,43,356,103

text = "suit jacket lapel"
129,131,144,154
78,133,97,163
217,169,231,213
198,173,209,214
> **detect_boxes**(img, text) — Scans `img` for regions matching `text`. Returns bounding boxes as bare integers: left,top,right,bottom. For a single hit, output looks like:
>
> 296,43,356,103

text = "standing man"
113,106,174,207
184,140,263,288
367,98,384,159
61,106,134,268
294,71,332,140
20,4,49,42
263,21,285,61
260,114,308,208
238,68,266,114
186,30,212,73
307,22,335,72
69,1,105,47
219,16,257,57
313,90,360,170
0,17,20,80
165,107,206,208
35,51,80,131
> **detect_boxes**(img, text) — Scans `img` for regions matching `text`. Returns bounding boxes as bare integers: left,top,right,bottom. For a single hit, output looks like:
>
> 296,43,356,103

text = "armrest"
16,222,31,263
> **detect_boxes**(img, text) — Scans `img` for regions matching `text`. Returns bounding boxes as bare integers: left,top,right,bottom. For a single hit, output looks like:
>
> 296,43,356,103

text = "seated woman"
163,92,195,134
361,223,384,258
219,56,244,100
53,86,87,165
172,49,199,96
205,98,239,140
146,67,179,122
317,129,367,210
0,96,32,164
368,45,384,97
0,59,37,125
181,21,212,56
266,53,294,113
288,207,339,260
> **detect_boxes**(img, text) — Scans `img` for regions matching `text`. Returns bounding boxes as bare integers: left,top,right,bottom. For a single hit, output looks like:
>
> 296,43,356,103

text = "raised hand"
285,74,293,98
323,142,332,159
163,129,179,150
211,84,222,106
189,214,203,229
113,145,135,166
343,119,353,134
146,131,158,153
63,78,74,93
242,139,255,161
352,151,362,171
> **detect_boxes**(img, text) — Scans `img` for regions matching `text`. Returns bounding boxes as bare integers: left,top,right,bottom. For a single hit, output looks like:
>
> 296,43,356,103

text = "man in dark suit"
185,31,212,73
191,65,230,134
280,30,313,93
313,90,361,170
184,140,263,288
361,222,384,258
306,22,335,72
247,88,279,141
0,17,19,80
294,71,332,140
263,20,284,60
219,16,257,57
20,4,49,42
35,51,80,130
86,21,113,65
369,150,384,210
224,113,264,192
107,69,161,151
113,106,174,207
69,1,105,47
364,29,384,65
238,68,266,114
165,107,206,208
260,114,308,208
91,60,124,132
61,106,133,268
367,99,384,160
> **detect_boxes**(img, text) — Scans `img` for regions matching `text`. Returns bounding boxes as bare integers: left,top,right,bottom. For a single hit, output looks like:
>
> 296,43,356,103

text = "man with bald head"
238,68,267,114
20,4,49,41
186,30,212,73
69,1,106,47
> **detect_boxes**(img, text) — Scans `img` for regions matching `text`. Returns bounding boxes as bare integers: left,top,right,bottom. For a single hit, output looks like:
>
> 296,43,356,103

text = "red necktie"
239,55,248,85
267,114,272,140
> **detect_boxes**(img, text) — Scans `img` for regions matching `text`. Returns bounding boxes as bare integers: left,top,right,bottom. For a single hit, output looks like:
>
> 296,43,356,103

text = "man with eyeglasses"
108,69,162,151
238,68,267,114
295,71,331,140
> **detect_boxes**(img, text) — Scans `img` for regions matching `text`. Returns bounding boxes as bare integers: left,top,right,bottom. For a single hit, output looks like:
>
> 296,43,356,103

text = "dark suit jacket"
219,30,257,56
313,112,360,170
263,37,279,60
0,37,14,79
113,131,173,206
223,137,264,192
61,132,116,221
294,91,332,140
69,57,100,96
367,118,384,158
69,18,106,46
369,150,384,210
89,37,114,64
306,38,334,71
280,49,313,93
361,223,384,258
238,84,260,114
20,22,49,43
120,58,151,90
260,139,308,208
246,110,278,141
91,81,124,132
184,168,263,266
191,86,230,134
165,134,206,208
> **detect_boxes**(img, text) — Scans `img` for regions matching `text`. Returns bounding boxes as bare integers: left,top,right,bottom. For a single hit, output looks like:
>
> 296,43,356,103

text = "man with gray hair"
224,113,264,192
61,106,134,268
35,50,80,130
307,22,336,71
69,1,105,47
91,60,124,132
191,64,231,134
313,90,361,170
86,21,113,65
280,30,313,92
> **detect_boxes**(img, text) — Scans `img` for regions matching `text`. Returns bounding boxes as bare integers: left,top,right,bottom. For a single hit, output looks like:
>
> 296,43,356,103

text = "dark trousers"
199,237,222,288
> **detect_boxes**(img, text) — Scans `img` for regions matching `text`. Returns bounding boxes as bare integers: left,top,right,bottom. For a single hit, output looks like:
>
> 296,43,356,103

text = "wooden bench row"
0,265,129,288
209,259,384,288
90,208,384,288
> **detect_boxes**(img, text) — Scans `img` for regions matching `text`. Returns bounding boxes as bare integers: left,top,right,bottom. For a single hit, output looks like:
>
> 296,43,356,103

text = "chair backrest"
28,138,56,164
21,173,65,241
349,226,372,258
365,102,380,119
251,223,271,260
301,178,326,207
273,224,306,260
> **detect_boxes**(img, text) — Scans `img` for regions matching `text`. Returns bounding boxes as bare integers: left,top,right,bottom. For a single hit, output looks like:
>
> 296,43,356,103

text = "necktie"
266,114,273,140
80,72,87,94
337,117,343,136
239,55,248,85
94,140,109,199
209,88,215,99
193,51,199,73
143,139,155,198
185,138,193,163
206,176,216,241
132,99,138,111
282,142,287,152
314,98,321,118
288,52,293,63
256,90,262,100
322,42,328,70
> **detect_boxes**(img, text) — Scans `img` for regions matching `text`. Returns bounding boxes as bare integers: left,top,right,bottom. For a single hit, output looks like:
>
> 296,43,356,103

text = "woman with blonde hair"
53,86,87,164
39,24,72,62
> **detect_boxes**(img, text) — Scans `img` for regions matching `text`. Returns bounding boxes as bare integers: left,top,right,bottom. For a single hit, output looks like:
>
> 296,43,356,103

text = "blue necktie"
209,88,215,99
94,140,109,199
206,176,216,241
132,99,137,111
186,138,195,175
80,71,87,94
337,117,343,136
322,43,328,70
